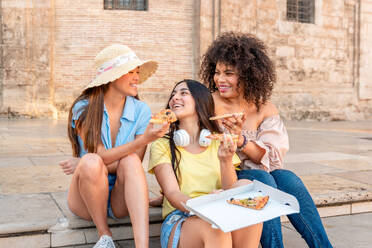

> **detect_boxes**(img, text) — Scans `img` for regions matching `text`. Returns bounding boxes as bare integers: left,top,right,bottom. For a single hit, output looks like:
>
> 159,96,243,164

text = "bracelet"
237,134,248,152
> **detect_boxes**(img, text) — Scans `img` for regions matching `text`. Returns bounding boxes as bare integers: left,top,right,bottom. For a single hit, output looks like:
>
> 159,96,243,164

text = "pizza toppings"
150,109,177,124
209,112,244,121
206,133,239,143
227,196,269,210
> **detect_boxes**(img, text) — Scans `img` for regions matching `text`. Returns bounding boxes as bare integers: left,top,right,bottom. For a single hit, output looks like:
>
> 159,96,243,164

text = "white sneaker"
93,235,116,248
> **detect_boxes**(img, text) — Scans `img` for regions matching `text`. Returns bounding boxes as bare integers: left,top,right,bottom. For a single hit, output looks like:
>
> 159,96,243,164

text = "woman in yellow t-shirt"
148,79,262,248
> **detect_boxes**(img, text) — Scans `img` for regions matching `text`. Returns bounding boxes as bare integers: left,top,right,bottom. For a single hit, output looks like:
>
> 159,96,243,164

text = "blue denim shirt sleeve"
71,99,88,128
135,102,151,136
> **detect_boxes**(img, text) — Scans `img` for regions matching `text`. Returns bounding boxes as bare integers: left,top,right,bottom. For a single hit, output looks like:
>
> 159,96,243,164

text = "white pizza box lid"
184,180,300,233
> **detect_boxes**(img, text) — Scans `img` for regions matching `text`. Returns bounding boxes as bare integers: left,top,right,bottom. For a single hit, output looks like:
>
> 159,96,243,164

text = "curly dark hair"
199,32,276,111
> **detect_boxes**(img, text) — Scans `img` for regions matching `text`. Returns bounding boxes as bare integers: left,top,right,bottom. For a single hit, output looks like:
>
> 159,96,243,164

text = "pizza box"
184,180,300,233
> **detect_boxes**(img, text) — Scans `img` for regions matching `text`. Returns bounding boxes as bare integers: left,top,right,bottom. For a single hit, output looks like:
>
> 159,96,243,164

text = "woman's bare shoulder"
260,101,279,119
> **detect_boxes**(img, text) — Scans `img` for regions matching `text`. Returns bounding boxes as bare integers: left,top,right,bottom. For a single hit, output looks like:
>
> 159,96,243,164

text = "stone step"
0,205,162,248
1,191,371,247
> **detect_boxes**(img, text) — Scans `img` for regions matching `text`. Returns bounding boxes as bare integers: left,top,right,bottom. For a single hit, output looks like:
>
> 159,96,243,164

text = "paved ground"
69,212,372,248
1,118,372,247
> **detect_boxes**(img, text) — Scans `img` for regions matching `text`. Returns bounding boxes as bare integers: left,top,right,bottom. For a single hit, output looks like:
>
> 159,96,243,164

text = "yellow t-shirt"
148,137,241,219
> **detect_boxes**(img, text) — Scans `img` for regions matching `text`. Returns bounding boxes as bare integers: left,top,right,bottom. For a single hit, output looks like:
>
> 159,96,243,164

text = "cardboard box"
185,180,300,232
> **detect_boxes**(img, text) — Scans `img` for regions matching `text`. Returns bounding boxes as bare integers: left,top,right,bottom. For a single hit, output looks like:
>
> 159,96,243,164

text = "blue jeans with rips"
237,169,333,248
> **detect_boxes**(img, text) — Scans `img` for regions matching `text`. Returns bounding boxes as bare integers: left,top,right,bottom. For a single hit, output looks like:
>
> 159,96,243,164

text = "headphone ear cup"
199,129,211,147
174,129,190,147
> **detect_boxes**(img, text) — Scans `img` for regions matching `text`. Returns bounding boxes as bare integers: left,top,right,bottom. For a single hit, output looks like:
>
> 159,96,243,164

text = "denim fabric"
160,210,190,248
107,173,119,219
237,169,333,248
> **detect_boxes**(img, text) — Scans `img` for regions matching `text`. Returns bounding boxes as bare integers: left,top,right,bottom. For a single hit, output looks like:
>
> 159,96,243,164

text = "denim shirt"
71,96,151,186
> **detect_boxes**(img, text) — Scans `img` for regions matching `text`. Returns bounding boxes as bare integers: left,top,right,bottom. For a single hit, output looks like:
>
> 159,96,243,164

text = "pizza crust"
206,133,239,142
209,112,244,120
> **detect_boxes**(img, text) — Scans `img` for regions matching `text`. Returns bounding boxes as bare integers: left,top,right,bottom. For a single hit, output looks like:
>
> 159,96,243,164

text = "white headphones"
173,129,212,147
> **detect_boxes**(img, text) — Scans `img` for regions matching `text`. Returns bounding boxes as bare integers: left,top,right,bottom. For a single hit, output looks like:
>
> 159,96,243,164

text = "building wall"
1,0,372,120
1,0,53,117
1,0,196,118
53,0,196,118
200,0,372,120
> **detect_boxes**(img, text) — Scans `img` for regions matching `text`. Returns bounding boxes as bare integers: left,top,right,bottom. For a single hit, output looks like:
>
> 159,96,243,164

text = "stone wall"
52,0,197,118
359,0,372,100
1,0,53,117
1,0,196,118
1,0,372,120
200,0,372,120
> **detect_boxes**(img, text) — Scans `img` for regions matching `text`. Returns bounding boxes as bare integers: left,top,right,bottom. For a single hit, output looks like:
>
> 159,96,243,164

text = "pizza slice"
150,109,177,124
206,133,239,143
227,196,269,210
209,112,244,121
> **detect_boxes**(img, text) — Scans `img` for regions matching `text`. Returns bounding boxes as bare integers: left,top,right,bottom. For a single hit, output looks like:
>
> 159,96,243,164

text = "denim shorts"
161,210,191,248
107,173,119,220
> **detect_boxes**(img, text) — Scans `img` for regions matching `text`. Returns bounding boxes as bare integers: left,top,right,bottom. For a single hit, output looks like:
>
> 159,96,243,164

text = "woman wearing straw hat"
59,44,169,248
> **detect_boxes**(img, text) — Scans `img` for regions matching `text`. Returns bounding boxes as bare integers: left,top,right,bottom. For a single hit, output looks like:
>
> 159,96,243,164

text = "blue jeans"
237,169,333,248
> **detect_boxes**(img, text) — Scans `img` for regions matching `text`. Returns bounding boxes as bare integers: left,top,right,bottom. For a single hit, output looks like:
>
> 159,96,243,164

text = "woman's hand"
143,122,170,143
218,134,236,163
59,157,80,175
221,114,246,146
210,189,224,194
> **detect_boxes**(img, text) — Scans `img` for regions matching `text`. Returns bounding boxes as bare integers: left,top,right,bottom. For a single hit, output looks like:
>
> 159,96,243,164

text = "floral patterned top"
237,115,289,172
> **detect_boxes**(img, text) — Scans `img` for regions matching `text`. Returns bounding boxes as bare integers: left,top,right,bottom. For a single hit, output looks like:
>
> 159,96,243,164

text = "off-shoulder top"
237,115,289,172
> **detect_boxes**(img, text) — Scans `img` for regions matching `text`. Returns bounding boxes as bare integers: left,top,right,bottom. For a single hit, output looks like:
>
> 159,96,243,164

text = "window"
104,0,147,11
287,0,314,23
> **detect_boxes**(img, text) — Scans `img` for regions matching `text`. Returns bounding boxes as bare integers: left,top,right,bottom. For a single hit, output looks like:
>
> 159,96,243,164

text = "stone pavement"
0,118,372,247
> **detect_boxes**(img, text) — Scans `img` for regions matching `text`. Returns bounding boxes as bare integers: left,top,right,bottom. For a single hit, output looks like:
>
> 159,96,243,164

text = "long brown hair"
165,80,220,181
67,84,108,157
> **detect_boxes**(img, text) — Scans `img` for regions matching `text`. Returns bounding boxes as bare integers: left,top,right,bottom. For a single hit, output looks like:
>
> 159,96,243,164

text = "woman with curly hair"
200,32,333,248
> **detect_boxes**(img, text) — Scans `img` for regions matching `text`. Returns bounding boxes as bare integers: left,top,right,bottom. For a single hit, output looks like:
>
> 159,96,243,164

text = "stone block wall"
1,0,53,117
200,0,372,120
52,0,196,118
1,0,196,118
1,0,372,120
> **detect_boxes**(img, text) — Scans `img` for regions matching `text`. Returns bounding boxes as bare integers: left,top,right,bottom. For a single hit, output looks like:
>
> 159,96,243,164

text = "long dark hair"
165,79,220,181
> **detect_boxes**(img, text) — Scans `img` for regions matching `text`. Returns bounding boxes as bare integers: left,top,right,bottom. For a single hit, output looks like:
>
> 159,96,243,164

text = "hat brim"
84,59,158,90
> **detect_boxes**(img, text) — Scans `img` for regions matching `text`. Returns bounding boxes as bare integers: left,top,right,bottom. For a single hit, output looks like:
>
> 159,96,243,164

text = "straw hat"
84,44,158,89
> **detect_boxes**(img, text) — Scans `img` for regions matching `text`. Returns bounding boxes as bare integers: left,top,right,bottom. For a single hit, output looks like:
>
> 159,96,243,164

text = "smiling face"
110,67,140,96
168,82,196,120
213,62,242,99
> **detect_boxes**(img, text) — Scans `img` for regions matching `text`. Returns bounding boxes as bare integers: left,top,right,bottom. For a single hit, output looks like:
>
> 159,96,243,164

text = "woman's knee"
238,169,277,188
206,228,231,245
182,217,231,247
78,153,107,180
271,169,304,188
116,153,144,180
